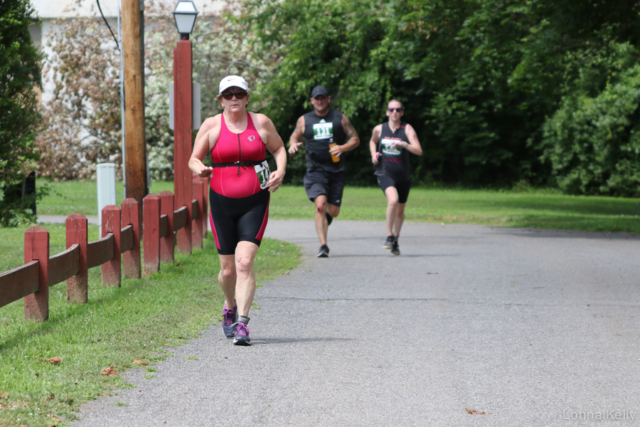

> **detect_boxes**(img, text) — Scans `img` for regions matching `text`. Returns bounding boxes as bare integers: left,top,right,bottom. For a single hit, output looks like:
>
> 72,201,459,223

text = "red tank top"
210,113,266,198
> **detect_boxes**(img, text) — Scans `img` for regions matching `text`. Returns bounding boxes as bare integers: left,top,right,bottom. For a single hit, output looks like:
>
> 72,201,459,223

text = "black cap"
311,86,329,98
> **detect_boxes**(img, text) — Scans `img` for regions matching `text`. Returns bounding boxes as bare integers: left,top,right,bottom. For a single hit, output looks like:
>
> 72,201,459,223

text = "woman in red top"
189,75,287,346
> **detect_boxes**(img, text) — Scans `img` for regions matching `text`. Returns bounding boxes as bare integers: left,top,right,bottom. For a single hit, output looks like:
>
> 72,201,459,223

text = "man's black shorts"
303,169,345,207
377,175,411,204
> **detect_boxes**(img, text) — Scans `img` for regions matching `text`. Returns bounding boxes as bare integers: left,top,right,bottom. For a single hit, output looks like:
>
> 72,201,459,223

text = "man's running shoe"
222,304,237,338
391,240,400,256
233,316,251,346
317,244,330,258
326,212,333,226
383,235,394,249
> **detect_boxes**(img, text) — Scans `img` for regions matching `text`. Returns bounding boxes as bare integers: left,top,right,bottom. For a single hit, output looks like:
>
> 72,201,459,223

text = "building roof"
31,0,225,19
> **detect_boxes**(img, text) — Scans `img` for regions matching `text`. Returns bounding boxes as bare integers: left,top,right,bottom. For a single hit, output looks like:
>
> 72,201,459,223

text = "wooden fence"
0,178,209,322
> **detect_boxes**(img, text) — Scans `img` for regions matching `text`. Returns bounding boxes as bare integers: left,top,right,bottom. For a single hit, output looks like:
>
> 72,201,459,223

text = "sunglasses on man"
221,91,248,100
387,108,404,113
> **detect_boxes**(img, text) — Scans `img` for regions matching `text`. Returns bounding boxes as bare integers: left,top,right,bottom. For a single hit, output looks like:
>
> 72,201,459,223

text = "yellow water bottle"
329,139,340,163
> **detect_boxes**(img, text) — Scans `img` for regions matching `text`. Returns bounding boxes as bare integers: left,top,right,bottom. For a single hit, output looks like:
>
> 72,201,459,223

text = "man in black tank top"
369,99,423,256
289,86,360,257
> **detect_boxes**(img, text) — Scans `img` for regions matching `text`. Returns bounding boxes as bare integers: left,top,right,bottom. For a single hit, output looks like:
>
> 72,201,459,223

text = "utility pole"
122,0,147,209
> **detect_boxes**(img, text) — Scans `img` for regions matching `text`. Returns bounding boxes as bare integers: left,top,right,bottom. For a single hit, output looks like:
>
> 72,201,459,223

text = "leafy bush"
36,0,277,182
541,57,640,196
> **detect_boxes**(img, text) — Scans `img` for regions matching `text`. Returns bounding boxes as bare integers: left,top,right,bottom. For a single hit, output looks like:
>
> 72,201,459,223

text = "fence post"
192,178,203,249
200,177,208,239
176,172,192,255
122,198,141,278
24,226,49,322
143,194,161,275
66,214,88,303
159,191,174,263
102,205,121,286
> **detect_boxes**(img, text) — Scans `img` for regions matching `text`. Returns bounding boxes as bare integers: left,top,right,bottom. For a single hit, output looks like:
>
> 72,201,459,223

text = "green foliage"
32,0,640,194
243,0,393,185
0,0,43,225
245,0,640,192
541,61,640,196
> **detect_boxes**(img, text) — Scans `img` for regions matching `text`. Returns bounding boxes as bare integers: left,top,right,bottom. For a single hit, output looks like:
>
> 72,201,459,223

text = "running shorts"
209,188,270,255
303,169,345,207
377,175,411,204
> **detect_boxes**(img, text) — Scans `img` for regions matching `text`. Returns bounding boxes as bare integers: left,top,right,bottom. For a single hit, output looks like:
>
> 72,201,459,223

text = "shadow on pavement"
250,337,354,345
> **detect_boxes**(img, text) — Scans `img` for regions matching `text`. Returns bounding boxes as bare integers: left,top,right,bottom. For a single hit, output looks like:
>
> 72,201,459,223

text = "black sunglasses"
221,91,248,100
387,108,403,113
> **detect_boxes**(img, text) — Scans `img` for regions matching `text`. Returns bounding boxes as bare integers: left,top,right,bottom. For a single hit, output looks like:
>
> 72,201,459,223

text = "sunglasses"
387,108,404,113
221,91,248,100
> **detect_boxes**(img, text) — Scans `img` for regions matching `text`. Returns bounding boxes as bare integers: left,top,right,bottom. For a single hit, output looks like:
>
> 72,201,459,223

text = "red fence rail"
0,180,208,322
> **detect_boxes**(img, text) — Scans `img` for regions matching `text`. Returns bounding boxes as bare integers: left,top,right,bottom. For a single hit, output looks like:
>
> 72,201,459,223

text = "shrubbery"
0,0,44,226
542,61,640,196
36,0,276,182
33,0,640,196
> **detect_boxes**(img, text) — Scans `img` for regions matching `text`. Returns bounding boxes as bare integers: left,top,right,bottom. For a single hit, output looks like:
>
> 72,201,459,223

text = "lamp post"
172,1,198,254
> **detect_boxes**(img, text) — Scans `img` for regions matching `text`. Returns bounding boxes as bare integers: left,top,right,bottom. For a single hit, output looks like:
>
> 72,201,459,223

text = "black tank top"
303,109,346,172
375,122,411,182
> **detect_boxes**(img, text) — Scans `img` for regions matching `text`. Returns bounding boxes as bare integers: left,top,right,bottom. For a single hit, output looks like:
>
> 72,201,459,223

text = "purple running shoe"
222,304,237,338
232,316,251,346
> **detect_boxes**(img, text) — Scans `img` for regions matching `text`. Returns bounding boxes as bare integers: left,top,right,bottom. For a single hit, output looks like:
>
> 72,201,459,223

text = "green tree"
244,0,393,184
0,0,43,225
246,0,640,191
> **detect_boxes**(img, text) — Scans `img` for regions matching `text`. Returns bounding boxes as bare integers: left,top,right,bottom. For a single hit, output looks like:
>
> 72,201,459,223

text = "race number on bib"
313,122,333,140
254,161,271,190
381,138,402,157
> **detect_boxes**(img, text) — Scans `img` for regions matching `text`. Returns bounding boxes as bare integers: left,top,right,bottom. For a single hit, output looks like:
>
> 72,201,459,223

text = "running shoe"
383,235,394,249
391,240,400,256
317,244,330,258
233,319,251,346
222,304,237,338
326,212,333,226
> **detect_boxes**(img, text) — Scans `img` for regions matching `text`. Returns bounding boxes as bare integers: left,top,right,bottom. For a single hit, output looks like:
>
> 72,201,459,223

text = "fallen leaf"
36,356,62,364
133,360,148,366
47,393,55,400
440,223,445,225
0,391,8,399
466,408,485,415
101,367,119,376
51,417,61,422
19,425,27,427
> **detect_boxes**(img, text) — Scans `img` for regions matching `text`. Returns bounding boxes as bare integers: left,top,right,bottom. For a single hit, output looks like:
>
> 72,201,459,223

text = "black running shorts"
377,175,411,204
303,169,345,207
209,188,270,255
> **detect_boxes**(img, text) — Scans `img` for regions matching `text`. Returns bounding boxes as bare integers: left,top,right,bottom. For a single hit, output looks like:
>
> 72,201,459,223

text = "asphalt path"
68,219,640,427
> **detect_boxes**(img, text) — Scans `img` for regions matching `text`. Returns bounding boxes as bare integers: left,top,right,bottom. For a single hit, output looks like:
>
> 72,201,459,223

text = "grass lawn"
2,183,301,426
0,235,300,427
2,180,638,425
37,180,640,234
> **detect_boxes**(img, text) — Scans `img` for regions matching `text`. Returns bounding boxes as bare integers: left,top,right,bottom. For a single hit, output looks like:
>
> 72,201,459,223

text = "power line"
96,0,120,52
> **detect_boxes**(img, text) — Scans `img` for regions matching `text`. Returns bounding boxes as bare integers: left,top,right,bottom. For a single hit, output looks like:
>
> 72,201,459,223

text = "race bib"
254,160,271,190
313,122,333,140
381,138,402,157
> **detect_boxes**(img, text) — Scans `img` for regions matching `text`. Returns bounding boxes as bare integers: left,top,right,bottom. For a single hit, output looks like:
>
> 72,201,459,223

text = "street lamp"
172,0,200,253
172,0,199,40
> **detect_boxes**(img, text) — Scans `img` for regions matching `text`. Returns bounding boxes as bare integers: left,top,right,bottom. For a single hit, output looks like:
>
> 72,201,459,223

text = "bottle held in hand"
329,139,340,163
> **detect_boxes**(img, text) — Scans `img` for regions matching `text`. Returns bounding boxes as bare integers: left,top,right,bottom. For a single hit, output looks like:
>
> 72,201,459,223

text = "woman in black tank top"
369,100,423,256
